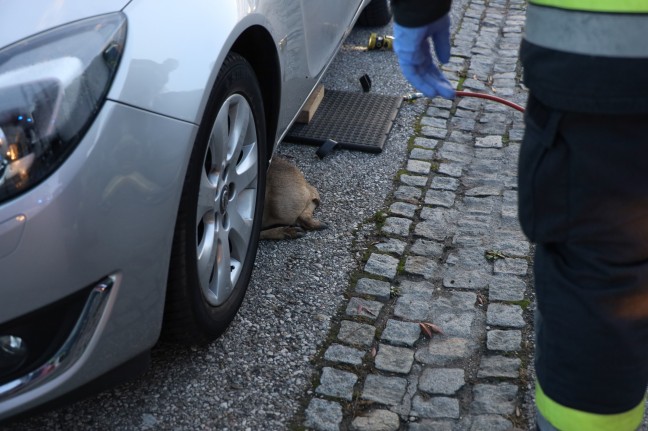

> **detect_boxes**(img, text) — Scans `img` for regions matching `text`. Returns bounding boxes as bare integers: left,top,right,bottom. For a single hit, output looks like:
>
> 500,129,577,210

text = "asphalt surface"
1,6,472,431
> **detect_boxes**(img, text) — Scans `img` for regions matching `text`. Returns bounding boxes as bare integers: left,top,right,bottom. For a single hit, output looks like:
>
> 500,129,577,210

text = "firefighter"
391,0,648,429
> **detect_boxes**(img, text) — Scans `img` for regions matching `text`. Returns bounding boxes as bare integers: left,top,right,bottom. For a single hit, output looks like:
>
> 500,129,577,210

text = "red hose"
456,90,525,113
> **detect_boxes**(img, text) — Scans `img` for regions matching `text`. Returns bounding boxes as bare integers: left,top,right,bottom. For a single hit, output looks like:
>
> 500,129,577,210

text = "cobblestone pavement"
299,0,535,429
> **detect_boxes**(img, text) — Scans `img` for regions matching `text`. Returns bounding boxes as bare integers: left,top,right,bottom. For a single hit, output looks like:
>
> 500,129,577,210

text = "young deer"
261,156,327,240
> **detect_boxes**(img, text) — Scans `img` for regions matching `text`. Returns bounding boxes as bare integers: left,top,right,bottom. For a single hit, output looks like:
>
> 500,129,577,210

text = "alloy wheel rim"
195,94,259,306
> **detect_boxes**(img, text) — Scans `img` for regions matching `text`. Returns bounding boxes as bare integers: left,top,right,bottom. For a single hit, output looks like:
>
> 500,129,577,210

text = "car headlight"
0,13,126,204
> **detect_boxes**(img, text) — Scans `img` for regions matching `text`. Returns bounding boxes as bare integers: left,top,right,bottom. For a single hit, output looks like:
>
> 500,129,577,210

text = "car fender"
108,0,286,126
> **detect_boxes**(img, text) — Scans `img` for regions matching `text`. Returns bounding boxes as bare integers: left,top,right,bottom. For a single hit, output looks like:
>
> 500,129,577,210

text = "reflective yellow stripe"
536,383,645,431
530,0,648,13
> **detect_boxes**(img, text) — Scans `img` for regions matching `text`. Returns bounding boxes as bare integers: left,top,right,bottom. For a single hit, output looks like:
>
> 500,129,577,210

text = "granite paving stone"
474,148,502,159
451,117,477,131
424,190,456,208
382,217,412,237
453,229,488,247
404,256,439,279
381,320,422,347
421,126,448,139
410,148,435,160
419,368,465,395
364,253,399,279
415,220,451,241
432,312,476,338
394,295,432,321
425,107,451,119
415,337,473,366
362,375,408,406
448,130,473,144
414,137,439,148
471,384,518,415
316,367,358,401
430,291,477,314
411,396,461,419
443,141,473,154
465,185,502,197
324,344,366,366
420,116,449,129
443,270,490,289
491,237,530,257
420,206,458,222
469,415,514,431
446,248,490,270
509,127,525,141
350,410,400,431
389,202,418,218
439,149,474,163
394,185,423,201
494,257,529,275
375,238,407,256
408,420,454,431
463,196,495,214
477,355,521,378
375,344,415,374
437,163,463,178
400,175,428,187
487,303,525,328
431,176,460,191
501,202,518,219
305,399,343,431
489,275,526,301
407,160,432,175
410,239,444,258
475,135,503,148
346,297,383,320
487,330,522,352
355,278,392,301
338,321,376,347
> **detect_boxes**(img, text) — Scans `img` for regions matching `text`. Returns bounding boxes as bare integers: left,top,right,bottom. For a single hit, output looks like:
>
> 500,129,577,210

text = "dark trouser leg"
519,96,648,428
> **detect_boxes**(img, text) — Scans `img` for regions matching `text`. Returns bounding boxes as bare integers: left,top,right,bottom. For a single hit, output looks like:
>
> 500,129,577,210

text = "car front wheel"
163,52,267,345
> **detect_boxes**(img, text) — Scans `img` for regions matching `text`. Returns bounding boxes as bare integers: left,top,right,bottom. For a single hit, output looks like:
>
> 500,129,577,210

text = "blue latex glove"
393,14,455,100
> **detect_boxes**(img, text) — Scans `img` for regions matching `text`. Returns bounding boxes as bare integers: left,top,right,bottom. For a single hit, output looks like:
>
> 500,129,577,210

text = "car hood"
0,0,130,49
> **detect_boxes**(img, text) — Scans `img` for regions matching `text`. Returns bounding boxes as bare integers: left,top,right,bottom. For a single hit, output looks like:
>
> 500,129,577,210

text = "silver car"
0,0,391,421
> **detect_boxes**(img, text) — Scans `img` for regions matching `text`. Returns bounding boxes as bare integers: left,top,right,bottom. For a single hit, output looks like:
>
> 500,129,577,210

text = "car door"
299,0,363,77
263,0,365,139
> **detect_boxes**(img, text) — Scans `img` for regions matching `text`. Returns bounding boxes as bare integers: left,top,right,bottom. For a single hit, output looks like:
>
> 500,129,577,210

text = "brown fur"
261,156,327,240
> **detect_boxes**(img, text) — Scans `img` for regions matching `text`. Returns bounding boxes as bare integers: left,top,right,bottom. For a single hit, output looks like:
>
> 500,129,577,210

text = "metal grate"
285,90,402,153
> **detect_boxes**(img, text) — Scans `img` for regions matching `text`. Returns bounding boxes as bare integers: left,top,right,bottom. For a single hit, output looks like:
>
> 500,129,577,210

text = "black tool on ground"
359,74,372,92
315,139,340,159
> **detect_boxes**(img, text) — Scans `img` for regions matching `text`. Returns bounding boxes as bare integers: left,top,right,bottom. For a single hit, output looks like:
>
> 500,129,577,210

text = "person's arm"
391,0,455,99
391,0,452,27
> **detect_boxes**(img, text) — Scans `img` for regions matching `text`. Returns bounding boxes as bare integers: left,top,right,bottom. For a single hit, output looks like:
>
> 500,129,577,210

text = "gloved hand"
393,14,455,100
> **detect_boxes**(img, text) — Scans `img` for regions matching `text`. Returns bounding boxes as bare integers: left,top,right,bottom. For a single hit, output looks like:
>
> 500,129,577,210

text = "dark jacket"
390,0,451,27
521,3,648,114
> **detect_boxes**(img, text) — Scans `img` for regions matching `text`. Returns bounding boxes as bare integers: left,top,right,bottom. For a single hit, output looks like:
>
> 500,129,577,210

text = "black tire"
357,0,392,27
163,52,267,345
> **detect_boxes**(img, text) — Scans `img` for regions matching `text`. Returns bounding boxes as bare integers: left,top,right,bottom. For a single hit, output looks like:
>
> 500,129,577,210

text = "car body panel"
0,101,195,322
0,101,196,418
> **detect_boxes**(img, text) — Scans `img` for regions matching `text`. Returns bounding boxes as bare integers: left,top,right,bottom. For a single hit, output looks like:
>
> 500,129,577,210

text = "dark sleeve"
390,0,451,27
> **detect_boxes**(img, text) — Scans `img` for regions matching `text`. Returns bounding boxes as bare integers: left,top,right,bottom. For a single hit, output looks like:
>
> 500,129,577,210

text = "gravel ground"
2,5,473,430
